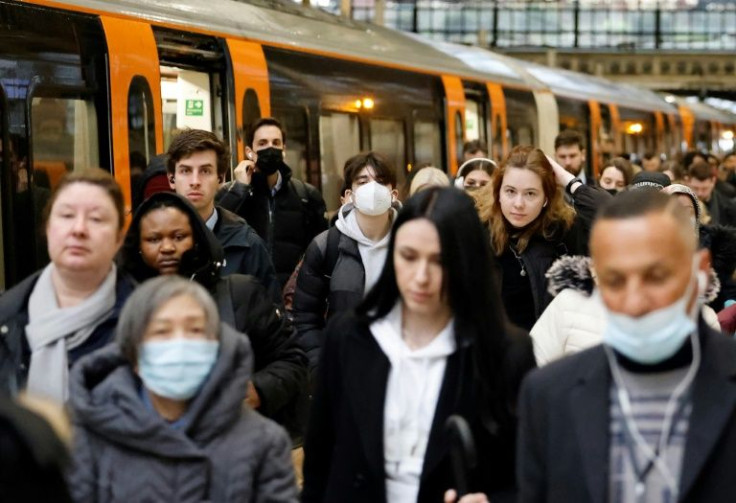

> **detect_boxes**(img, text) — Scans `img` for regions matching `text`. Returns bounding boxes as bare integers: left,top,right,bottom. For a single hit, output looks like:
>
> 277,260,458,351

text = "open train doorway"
153,28,230,151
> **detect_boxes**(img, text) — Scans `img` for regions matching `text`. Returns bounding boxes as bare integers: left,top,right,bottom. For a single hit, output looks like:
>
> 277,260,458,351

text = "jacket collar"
213,207,253,249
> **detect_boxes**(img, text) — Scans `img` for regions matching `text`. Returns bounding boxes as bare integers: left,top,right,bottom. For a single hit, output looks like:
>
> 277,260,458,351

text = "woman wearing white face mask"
293,152,399,376
68,276,298,502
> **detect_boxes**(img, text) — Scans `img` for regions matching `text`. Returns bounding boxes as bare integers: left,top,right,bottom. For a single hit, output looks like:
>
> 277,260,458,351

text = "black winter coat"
302,311,535,503
217,166,327,287
518,320,736,503
119,193,307,423
0,269,136,395
292,227,365,372
213,206,283,305
496,185,610,327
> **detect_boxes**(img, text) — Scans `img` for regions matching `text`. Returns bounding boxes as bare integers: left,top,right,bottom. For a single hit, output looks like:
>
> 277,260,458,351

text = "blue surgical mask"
138,339,219,400
601,261,701,365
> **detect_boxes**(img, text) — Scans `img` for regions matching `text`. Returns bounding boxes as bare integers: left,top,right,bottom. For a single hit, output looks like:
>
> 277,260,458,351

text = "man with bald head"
517,190,736,503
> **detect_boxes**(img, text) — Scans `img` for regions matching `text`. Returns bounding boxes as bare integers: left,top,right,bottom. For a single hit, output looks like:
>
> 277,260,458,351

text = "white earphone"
454,157,498,188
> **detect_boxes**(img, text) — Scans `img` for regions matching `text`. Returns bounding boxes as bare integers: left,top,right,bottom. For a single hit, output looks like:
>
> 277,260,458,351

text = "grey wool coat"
67,324,298,503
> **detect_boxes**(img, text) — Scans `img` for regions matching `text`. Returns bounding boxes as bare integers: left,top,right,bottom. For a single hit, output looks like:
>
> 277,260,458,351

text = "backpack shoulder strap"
322,226,341,279
290,178,309,203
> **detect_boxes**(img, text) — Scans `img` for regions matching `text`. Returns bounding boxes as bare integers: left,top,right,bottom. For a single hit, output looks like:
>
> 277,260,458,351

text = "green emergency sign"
185,99,204,116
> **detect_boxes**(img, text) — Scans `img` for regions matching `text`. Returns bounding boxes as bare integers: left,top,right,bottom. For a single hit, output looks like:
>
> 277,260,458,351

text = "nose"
618,281,651,318
190,171,201,186
413,260,430,285
512,194,525,209
71,214,88,235
160,237,175,253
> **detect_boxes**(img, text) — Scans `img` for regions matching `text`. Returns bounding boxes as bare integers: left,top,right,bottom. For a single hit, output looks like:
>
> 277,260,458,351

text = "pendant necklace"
509,245,527,277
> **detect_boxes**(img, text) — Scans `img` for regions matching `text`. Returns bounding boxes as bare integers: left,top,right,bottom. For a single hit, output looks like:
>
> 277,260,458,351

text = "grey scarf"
25,264,117,403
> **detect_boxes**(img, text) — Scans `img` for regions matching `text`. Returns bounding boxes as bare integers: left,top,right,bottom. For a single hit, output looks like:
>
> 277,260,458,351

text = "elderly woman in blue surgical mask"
67,276,297,502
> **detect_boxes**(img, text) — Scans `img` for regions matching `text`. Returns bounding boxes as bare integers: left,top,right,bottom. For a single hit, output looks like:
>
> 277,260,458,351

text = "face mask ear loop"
604,330,701,498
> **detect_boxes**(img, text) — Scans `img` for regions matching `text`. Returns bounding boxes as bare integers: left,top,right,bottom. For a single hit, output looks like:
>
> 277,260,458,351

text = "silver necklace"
509,245,527,276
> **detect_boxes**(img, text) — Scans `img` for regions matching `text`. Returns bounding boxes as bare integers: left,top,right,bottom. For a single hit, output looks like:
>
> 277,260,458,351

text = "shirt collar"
205,208,219,231
271,170,283,197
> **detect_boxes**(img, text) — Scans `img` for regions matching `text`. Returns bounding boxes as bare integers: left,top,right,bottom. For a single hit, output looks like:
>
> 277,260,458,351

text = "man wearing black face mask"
217,118,327,288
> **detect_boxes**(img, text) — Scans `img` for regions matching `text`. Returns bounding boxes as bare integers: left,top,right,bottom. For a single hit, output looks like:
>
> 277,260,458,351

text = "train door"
0,2,110,287
441,76,465,176
463,83,490,147
319,111,360,212
503,88,538,150
226,40,271,165
486,84,508,160
101,16,163,212
153,28,230,151
412,111,443,170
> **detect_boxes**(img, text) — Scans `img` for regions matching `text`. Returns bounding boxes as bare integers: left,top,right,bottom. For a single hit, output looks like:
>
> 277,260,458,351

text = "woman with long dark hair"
301,187,534,503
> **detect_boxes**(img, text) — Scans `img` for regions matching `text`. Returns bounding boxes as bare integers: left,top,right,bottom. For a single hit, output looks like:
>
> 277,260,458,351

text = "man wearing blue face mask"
517,190,736,503
217,118,327,288
292,152,399,375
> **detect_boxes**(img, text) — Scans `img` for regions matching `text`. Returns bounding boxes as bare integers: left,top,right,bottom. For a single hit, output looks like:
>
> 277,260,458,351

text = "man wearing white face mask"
293,152,399,375
518,190,736,503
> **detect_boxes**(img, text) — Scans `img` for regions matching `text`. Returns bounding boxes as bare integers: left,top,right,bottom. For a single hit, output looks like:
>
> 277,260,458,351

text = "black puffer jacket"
217,165,327,287
292,227,365,373
119,193,307,421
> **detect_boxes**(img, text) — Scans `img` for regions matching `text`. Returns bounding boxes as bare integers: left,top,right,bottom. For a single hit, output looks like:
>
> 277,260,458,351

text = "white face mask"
352,181,393,216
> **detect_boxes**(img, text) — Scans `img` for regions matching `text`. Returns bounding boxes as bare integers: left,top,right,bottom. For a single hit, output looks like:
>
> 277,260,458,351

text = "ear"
390,188,399,200
695,248,711,274
245,146,254,161
344,188,354,202
168,174,176,189
543,199,548,207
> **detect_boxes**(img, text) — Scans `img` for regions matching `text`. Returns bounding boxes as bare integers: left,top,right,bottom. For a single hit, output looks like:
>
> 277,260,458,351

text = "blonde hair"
409,167,450,196
483,146,575,256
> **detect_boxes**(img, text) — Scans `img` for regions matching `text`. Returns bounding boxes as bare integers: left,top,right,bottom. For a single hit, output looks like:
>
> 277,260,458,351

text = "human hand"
234,159,256,185
545,154,576,188
444,489,489,503
245,381,261,409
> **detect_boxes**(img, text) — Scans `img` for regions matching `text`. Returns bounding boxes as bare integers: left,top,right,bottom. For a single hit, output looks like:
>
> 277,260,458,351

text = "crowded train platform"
2,0,736,501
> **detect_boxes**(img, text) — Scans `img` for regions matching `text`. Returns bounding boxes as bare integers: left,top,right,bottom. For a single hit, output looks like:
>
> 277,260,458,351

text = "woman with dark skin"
119,192,306,428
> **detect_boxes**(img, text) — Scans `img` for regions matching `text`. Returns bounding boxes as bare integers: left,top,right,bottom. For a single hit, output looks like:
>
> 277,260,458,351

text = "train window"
370,118,406,186
503,89,538,148
242,89,261,138
272,107,310,184
128,76,156,179
599,105,615,164
31,97,99,188
320,112,360,212
618,108,655,159
465,100,480,141
414,120,442,169
556,98,590,146
464,86,489,145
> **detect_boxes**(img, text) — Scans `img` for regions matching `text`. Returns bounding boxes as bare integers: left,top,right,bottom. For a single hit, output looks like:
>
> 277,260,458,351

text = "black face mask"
256,147,284,176
605,188,620,196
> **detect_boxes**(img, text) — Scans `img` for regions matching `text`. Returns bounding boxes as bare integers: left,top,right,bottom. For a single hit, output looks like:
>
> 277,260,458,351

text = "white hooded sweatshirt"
335,204,396,294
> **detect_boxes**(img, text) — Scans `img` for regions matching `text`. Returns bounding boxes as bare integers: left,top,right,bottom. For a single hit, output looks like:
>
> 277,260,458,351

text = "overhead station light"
625,122,644,134
354,97,375,110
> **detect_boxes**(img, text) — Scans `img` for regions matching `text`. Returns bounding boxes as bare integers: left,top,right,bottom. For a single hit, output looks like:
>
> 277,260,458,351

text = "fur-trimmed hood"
545,254,720,303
